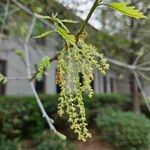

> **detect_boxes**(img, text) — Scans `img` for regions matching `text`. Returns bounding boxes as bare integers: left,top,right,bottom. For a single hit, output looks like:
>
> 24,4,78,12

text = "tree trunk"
130,75,141,114
128,15,141,114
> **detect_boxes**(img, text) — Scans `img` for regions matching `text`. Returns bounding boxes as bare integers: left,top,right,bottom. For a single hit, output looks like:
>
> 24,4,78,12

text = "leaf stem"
76,0,102,41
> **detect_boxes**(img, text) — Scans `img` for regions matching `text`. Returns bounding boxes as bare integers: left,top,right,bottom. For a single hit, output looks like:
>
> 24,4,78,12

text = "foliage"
0,96,44,139
56,25,76,45
84,93,129,110
31,130,74,150
33,30,54,39
0,94,149,148
108,2,147,19
36,56,51,80
34,13,109,141
0,131,74,150
0,74,7,84
15,49,25,59
96,108,150,150
1,0,147,142
0,137,20,150
0,94,128,139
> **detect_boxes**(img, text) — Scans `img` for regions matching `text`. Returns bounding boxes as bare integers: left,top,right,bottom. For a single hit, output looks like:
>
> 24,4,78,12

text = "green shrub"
31,130,74,150
0,94,131,142
0,131,74,150
0,94,128,138
95,108,150,150
84,93,128,109
0,96,45,139
0,135,20,150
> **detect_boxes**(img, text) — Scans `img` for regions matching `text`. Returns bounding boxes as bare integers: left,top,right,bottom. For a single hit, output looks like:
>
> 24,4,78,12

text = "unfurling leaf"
35,13,52,20
36,56,51,80
61,19,79,24
56,26,76,45
56,18,70,33
33,30,55,38
108,2,147,19
0,74,7,84
15,49,24,58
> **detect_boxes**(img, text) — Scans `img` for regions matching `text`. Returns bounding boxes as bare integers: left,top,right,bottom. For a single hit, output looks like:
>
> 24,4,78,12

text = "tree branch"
24,16,65,140
11,0,55,29
30,52,59,81
133,72,150,112
7,77,29,80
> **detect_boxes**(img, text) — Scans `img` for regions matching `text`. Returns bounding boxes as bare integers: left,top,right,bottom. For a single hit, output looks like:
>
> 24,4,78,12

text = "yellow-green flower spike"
57,36,109,141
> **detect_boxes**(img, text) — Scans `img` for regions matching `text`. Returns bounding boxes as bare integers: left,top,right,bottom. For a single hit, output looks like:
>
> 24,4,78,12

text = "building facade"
0,34,132,96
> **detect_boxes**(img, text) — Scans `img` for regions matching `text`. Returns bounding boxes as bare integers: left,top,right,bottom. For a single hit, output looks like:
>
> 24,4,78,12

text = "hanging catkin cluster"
56,38,109,141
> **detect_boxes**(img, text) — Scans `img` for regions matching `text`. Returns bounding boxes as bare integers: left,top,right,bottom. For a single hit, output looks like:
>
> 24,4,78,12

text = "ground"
76,129,116,150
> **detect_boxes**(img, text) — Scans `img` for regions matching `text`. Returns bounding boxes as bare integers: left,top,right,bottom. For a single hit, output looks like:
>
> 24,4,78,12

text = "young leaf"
0,74,7,84
108,2,147,19
33,30,55,39
15,49,24,58
56,18,70,33
35,13,52,20
61,19,79,24
56,26,76,46
36,56,51,80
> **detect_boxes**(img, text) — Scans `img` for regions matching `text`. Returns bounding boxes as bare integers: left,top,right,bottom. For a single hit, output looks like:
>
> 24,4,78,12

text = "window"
103,76,107,93
35,75,46,94
0,60,6,95
110,77,114,93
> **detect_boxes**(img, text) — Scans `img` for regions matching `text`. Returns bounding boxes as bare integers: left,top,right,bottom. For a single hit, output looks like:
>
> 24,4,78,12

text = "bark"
130,75,141,114
128,17,141,114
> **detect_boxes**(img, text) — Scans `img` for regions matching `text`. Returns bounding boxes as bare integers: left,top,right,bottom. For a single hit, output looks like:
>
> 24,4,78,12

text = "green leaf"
0,74,7,84
15,49,24,58
56,26,76,45
33,30,55,38
108,2,147,19
35,13,52,20
56,18,70,33
61,19,79,24
36,56,51,80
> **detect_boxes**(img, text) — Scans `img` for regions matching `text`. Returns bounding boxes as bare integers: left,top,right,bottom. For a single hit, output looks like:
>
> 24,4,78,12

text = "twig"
133,72,150,112
138,72,150,82
30,52,59,81
11,0,55,29
76,0,101,41
7,77,29,80
107,58,137,71
138,61,150,67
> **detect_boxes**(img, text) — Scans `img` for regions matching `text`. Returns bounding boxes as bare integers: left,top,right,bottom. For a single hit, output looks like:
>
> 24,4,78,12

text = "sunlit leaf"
56,26,76,45
0,74,7,84
56,18,70,33
61,19,79,24
33,30,55,38
36,56,51,80
108,2,147,19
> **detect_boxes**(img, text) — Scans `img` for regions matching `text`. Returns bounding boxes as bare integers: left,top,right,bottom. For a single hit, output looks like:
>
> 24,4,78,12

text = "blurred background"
0,0,150,149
